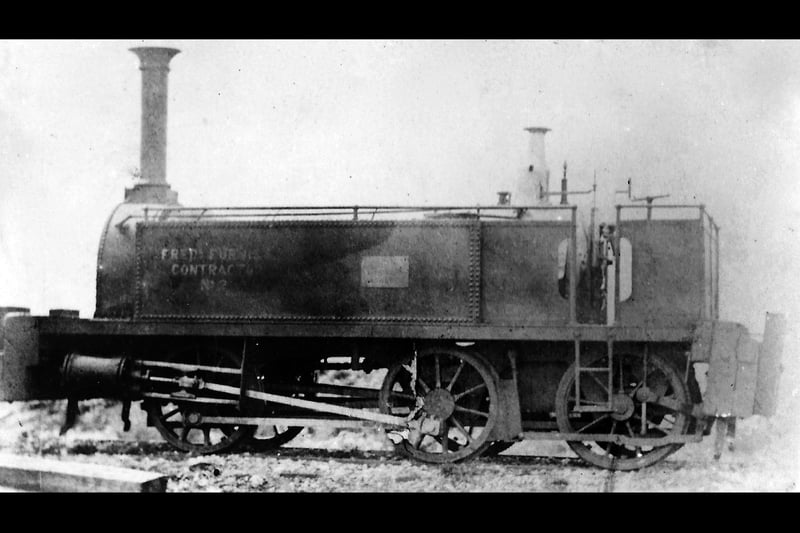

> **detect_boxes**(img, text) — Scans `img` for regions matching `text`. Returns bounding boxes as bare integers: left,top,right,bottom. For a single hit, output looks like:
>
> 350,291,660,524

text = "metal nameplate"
361,256,409,288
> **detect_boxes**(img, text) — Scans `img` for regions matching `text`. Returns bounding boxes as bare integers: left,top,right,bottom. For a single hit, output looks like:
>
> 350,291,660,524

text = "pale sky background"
1,39,799,336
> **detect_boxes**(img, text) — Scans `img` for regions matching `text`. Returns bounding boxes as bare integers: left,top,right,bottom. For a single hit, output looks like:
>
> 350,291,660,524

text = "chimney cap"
129,47,181,69
524,126,551,134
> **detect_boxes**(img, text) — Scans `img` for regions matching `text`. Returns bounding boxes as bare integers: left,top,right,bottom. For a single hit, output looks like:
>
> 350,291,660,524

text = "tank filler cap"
497,191,511,205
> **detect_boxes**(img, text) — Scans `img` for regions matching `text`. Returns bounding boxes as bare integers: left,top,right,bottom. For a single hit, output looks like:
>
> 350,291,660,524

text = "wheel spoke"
640,402,647,435
585,373,610,395
410,433,429,450
575,414,610,434
447,360,466,392
652,395,683,414
630,414,668,436
453,383,487,401
434,354,441,388
181,426,191,443
439,419,450,453
569,398,609,406
449,417,473,444
162,407,181,421
453,405,490,419
416,377,431,395
203,427,211,445
629,369,664,397
642,347,648,390
389,391,417,401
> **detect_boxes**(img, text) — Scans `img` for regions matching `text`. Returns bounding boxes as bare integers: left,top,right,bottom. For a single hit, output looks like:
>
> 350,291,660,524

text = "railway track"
2,438,701,492
37,438,586,465
5,435,783,492
7,437,703,469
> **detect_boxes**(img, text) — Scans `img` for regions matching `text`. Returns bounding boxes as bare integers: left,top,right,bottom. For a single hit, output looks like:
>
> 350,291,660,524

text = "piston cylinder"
61,353,136,399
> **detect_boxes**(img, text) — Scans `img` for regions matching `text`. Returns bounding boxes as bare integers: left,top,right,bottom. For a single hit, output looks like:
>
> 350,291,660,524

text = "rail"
141,204,576,222
615,203,719,231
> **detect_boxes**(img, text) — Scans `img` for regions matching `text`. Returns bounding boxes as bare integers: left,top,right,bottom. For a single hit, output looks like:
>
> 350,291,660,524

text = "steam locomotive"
0,47,786,470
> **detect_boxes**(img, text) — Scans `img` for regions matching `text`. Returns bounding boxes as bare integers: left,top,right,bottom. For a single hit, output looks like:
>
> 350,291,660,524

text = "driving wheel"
379,347,499,464
143,344,255,454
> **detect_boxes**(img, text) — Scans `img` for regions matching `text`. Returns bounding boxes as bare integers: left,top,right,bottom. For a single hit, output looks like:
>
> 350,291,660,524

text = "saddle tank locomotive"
0,47,786,470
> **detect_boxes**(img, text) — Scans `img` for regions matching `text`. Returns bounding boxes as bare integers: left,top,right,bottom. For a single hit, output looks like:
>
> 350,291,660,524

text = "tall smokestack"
125,47,180,204
512,126,551,205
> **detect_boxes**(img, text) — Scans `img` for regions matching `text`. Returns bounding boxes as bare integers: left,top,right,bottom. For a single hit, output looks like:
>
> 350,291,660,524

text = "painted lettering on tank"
159,246,257,292
138,222,472,320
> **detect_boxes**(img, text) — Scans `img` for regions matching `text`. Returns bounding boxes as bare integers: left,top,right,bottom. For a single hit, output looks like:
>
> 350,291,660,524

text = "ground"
1,394,797,492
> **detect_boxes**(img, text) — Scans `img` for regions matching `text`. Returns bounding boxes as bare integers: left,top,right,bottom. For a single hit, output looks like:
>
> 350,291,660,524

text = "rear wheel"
554,351,690,470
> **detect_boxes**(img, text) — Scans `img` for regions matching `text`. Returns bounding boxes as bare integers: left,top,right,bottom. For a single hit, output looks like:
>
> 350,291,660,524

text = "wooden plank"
0,454,168,492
